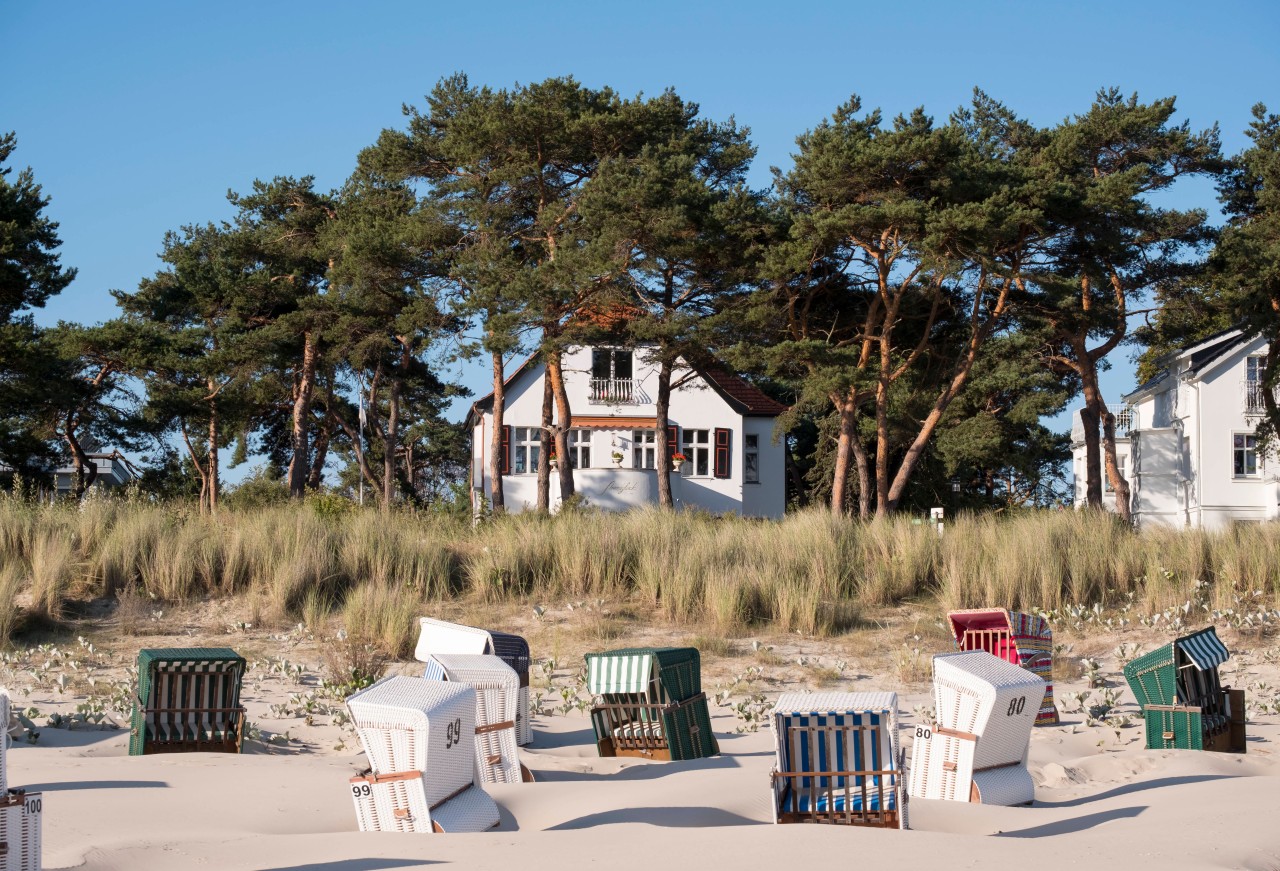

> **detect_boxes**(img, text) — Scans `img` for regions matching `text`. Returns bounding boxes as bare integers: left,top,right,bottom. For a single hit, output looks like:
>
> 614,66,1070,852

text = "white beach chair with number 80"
908,651,1043,806
345,676,500,833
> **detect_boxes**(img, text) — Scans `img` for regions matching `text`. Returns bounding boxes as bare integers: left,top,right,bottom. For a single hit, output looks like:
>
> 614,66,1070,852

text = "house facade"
1070,329,1280,528
467,345,788,517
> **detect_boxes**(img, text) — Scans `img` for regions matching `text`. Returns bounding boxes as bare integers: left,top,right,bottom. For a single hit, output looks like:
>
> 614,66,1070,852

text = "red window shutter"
666,425,679,457
499,426,511,475
714,428,731,479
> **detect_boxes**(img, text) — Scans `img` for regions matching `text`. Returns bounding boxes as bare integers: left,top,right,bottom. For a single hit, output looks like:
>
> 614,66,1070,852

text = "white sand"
12,671,1280,871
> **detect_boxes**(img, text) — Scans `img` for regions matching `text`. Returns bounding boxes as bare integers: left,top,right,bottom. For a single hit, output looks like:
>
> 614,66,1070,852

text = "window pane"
745,453,759,483
515,446,527,474
746,434,758,449
696,453,708,476
614,350,633,379
1235,435,1244,449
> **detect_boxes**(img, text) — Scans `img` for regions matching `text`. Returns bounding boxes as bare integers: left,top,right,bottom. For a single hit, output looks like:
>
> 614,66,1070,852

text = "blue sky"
5,0,1278,477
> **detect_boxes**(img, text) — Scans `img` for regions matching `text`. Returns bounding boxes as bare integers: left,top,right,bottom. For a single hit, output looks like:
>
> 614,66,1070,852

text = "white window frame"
632,429,656,469
1247,355,1266,384
513,427,540,475
744,433,759,483
682,429,711,478
1233,432,1260,479
568,429,591,469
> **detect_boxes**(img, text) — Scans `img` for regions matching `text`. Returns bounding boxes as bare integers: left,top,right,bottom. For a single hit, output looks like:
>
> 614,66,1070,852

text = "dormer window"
590,348,635,403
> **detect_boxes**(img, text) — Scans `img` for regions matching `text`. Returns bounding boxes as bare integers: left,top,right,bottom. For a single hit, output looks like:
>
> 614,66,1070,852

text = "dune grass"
1,494,1279,651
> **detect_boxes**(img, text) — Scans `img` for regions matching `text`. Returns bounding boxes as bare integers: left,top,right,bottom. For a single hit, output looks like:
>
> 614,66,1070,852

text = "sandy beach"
6,604,1280,871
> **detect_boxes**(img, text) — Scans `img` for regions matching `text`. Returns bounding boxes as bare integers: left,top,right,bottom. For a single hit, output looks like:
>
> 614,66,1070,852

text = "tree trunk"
546,350,575,501
1102,410,1133,523
830,395,855,517
289,331,317,499
206,388,219,514
873,375,892,518
1077,357,1106,510
63,424,98,500
536,373,552,512
489,351,506,514
307,418,331,491
383,373,401,509
656,358,674,509
178,420,211,515
849,419,872,520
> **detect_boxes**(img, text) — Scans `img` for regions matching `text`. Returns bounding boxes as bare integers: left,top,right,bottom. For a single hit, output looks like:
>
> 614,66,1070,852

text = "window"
632,429,656,469
568,429,591,469
513,427,540,475
1234,433,1259,478
1103,455,1126,492
744,434,759,483
591,348,633,380
1247,355,1266,384
682,429,710,477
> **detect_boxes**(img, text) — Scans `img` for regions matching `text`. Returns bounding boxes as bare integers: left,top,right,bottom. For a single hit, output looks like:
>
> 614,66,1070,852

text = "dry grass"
2,496,1280,650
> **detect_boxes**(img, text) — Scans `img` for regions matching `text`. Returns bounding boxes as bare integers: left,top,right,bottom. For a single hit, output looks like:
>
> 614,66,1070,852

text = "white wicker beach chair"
770,692,906,829
345,676,500,834
0,789,41,871
422,653,526,785
415,618,533,746
908,651,1042,806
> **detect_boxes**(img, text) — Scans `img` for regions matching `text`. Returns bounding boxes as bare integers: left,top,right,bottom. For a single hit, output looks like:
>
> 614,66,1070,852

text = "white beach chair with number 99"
345,676,500,833
907,651,1043,806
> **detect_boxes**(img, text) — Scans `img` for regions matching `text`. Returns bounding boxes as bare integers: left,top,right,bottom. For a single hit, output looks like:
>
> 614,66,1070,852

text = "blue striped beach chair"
770,692,905,828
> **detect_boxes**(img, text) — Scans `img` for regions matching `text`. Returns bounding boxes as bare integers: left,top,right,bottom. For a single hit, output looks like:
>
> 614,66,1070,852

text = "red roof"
699,368,789,416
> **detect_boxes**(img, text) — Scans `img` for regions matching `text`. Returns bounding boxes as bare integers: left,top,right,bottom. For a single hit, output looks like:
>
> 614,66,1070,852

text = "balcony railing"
589,378,646,404
1243,381,1276,415
1070,404,1138,444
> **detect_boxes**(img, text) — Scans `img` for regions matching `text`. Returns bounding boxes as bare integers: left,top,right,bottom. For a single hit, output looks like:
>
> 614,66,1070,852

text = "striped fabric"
949,609,1058,725
779,711,892,796
130,648,245,755
587,653,655,695
1176,627,1230,671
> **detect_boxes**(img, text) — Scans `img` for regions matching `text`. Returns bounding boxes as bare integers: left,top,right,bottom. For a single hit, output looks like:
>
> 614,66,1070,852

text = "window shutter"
499,426,511,475
666,425,679,458
714,427,732,479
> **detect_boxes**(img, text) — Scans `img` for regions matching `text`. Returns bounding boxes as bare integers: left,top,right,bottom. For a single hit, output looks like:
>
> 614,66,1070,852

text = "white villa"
1071,329,1280,528
466,345,788,517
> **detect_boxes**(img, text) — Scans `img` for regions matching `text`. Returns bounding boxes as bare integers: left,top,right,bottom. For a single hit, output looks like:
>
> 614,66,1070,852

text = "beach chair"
422,653,529,785
585,647,718,761
1,687,8,793
908,651,1042,806
128,648,246,756
345,676,500,833
770,692,906,828
948,609,1058,725
0,789,41,871
1123,627,1245,753
415,618,533,745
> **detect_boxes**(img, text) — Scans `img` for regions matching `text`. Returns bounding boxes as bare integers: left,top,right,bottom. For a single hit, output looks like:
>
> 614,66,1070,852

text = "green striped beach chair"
586,647,718,761
129,648,246,756
770,692,905,828
1123,627,1245,753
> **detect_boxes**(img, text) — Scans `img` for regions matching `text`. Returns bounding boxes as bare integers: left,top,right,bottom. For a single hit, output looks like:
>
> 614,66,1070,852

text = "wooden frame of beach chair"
1123,627,1245,753
908,651,1042,806
948,609,1058,725
415,618,533,746
585,647,719,762
422,653,529,785
128,648,246,756
1,688,8,793
0,789,42,871
770,692,905,829
345,676,500,834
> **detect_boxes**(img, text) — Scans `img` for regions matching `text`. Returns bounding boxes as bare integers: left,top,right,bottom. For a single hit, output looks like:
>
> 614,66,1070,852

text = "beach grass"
1,495,1279,651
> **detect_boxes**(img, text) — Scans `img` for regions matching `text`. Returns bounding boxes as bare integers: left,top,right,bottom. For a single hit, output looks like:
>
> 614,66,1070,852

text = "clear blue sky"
5,0,1278,477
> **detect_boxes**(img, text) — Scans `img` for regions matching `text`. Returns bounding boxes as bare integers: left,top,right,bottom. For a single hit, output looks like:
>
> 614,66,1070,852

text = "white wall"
470,346,786,518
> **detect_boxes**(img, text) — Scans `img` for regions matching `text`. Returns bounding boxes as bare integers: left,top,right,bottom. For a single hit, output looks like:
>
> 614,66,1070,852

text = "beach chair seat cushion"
129,648,246,755
612,721,663,740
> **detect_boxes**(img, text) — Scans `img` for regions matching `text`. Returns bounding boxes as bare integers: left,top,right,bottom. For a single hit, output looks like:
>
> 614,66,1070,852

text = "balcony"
1243,381,1276,416
589,378,648,405
1070,404,1138,445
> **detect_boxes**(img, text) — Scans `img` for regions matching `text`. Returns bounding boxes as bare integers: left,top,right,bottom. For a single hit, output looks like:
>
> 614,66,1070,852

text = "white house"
466,344,788,517
1070,329,1280,528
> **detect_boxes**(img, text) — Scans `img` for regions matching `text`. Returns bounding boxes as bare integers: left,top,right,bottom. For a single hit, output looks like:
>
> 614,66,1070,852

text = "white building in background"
1070,329,1280,528
466,344,788,518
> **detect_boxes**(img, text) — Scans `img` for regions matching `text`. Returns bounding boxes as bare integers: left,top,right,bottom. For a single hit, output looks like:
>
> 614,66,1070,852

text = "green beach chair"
585,646,719,761
1123,627,1245,753
129,648,247,756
